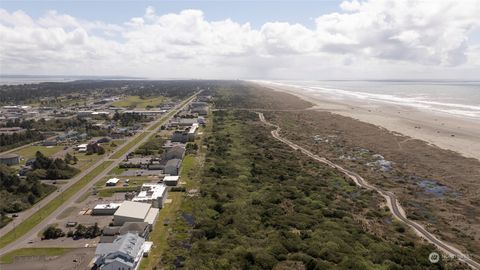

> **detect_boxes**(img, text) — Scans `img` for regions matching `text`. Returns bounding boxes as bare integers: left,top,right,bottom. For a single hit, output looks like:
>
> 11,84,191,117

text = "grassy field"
112,96,168,108
138,137,202,270
14,146,63,164
107,166,127,175
139,155,200,270
56,206,78,220
0,247,71,264
110,132,149,159
138,192,183,270
0,161,113,249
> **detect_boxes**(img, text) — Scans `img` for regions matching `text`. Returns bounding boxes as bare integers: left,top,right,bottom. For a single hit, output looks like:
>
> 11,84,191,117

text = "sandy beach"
253,81,480,161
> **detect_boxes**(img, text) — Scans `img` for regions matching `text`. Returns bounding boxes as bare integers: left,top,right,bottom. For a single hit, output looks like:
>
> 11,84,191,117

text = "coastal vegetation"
159,86,458,269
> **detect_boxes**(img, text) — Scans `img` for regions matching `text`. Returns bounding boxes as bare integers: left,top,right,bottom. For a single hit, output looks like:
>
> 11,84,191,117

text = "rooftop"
94,203,122,210
164,176,179,182
132,184,167,202
165,158,181,168
0,153,20,159
114,201,151,220
95,232,145,268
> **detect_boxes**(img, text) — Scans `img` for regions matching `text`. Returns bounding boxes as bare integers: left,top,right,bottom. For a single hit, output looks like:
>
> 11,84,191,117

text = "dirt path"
257,112,480,270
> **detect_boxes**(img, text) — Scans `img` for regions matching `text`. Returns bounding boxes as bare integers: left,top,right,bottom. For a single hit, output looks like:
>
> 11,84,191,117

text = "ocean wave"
253,80,480,119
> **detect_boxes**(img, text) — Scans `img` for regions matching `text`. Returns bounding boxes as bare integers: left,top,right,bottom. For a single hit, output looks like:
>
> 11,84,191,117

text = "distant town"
0,80,211,269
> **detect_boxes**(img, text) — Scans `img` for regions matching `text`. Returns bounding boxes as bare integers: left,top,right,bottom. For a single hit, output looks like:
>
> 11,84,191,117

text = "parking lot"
2,247,95,270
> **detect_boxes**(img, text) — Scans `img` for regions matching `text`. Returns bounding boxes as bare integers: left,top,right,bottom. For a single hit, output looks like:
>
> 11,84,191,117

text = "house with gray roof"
94,232,145,270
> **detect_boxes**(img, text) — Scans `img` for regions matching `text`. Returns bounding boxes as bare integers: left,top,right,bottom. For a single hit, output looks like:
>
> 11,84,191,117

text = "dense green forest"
0,164,56,227
160,86,460,269
0,130,45,152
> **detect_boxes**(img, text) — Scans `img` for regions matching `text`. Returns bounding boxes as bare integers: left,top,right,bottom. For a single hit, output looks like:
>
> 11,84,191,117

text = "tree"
42,225,65,239
64,153,73,164
97,146,105,155
72,155,78,164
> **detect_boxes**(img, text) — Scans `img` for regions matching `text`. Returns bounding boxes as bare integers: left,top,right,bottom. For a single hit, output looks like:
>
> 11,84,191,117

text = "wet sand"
253,81,480,161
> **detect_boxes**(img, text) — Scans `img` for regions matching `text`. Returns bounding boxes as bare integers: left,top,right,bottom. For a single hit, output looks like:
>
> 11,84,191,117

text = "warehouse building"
0,153,20,166
113,201,159,226
164,158,181,176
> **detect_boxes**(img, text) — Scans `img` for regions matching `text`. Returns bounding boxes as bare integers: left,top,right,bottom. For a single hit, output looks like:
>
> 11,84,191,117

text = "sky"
0,0,480,80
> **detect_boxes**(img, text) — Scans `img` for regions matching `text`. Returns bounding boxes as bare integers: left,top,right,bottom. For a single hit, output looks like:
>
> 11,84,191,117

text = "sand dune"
254,81,480,161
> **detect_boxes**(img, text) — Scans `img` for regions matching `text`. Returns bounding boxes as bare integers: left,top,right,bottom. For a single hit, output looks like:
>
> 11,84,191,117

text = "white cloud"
0,0,479,79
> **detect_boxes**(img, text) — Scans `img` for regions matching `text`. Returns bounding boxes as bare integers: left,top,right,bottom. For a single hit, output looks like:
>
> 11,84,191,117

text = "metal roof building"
94,232,145,270
113,201,158,226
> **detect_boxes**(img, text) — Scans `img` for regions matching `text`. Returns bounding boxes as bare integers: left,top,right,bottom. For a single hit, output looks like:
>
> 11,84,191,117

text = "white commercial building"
105,178,120,186
113,201,159,226
132,183,168,208
163,176,179,186
187,123,199,141
77,143,88,152
92,203,122,215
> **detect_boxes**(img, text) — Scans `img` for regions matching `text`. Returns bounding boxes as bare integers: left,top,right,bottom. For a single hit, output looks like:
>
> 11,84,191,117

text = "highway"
0,92,198,256
257,112,480,270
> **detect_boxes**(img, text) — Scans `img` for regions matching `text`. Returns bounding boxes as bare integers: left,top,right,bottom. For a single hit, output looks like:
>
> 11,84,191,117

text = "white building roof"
77,143,88,148
132,184,167,203
114,201,151,220
188,123,199,134
106,178,120,184
163,176,179,182
144,208,159,225
94,203,122,210
143,241,153,254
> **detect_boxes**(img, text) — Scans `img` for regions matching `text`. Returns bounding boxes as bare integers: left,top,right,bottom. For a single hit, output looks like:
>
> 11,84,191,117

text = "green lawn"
14,146,63,164
112,96,168,108
0,161,113,249
107,166,127,175
97,186,138,198
139,144,201,270
56,206,78,220
111,132,149,159
0,247,72,264
138,192,183,270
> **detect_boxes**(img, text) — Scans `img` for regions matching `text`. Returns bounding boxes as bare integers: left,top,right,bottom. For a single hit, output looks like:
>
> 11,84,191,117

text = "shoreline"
253,81,480,161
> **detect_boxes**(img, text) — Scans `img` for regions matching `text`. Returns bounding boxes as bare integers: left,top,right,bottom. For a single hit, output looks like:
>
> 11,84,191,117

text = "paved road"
0,93,198,256
257,112,480,270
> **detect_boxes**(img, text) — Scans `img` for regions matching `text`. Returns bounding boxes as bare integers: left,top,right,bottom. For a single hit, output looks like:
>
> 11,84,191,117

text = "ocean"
259,80,480,119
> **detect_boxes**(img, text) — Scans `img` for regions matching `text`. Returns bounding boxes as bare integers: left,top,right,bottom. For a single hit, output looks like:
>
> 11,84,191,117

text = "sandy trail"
257,112,480,270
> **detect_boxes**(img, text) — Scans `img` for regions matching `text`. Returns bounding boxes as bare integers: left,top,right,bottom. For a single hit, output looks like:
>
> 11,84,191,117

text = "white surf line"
257,112,479,270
